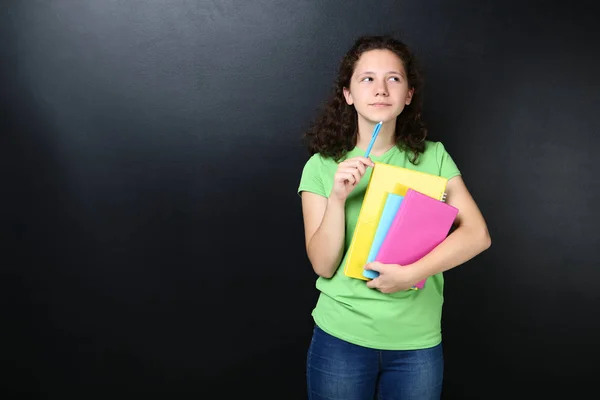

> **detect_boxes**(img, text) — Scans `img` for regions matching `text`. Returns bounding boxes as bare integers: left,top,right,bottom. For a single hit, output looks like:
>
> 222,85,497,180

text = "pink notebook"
375,189,459,289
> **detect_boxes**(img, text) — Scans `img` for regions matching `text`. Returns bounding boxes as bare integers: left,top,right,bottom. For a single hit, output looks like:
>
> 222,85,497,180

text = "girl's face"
343,49,414,125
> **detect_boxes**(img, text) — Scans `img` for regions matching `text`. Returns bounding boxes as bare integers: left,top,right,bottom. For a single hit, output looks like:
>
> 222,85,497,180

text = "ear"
405,88,415,105
343,87,353,105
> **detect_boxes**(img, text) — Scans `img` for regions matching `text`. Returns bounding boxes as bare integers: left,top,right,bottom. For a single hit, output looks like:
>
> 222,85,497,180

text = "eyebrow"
358,70,405,77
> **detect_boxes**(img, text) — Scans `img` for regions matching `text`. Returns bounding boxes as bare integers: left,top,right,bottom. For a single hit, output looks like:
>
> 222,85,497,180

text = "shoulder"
423,140,449,155
420,140,454,162
389,140,460,180
424,140,461,180
301,152,339,174
298,152,337,197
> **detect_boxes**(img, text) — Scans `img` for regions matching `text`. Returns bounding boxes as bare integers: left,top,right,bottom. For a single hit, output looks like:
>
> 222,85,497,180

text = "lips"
370,103,392,107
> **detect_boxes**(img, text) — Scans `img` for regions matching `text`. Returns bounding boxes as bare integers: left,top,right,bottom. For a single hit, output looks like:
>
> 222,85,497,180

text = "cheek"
351,86,370,101
395,87,411,100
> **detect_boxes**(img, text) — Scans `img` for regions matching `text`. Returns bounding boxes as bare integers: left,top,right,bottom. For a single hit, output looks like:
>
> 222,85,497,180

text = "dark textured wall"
3,0,598,398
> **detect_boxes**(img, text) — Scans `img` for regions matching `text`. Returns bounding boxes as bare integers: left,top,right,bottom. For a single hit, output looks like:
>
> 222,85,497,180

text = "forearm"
307,197,346,278
410,225,491,281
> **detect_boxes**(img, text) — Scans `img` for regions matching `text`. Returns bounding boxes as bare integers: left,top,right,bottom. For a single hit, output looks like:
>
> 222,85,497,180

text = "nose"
375,79,389,97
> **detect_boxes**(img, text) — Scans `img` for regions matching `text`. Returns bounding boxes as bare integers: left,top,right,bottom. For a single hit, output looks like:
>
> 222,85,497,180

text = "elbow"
456,223,491,252
316,271,335,279
312,263,336,279
480,228,492,251
308,255,336,279
307,247,338,279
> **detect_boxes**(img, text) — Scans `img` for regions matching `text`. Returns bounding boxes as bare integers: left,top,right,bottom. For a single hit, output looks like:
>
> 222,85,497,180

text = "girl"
297,35,491,399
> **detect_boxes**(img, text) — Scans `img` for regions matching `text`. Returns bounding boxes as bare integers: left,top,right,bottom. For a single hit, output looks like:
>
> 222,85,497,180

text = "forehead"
354,49,406,74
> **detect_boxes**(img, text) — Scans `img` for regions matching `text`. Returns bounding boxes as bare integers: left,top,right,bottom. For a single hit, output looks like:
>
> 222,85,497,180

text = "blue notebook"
363,193,404,279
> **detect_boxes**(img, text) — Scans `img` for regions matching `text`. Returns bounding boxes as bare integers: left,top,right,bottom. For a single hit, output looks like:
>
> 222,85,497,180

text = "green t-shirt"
297,141,461,350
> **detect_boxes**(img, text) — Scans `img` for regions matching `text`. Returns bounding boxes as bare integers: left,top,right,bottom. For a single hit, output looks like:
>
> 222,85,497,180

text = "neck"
355,117,397,157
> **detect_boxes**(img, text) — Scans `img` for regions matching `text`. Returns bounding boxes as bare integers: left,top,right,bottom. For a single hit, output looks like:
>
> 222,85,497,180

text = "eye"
388,76,401,82
361,77,373,82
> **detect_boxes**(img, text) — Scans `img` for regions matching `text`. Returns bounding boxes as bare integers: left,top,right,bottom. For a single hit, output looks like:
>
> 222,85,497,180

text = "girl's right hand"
330,156,375,202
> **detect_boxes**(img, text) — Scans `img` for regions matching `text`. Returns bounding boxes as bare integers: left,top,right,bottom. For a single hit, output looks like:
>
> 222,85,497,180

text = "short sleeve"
436,142,461,180
297,154,327,197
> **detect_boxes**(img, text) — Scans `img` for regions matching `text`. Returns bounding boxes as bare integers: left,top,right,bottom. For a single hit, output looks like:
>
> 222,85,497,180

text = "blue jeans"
307,325,443,400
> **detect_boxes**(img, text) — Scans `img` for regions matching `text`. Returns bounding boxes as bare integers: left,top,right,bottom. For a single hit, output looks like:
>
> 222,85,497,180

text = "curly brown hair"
304,35,427,164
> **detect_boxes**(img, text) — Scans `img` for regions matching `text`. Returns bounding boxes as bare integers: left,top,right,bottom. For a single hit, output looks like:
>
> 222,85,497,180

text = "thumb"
364,261,382,272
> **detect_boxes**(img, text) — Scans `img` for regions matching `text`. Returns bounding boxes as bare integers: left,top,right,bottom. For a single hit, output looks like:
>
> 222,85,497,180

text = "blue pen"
364,121,383,158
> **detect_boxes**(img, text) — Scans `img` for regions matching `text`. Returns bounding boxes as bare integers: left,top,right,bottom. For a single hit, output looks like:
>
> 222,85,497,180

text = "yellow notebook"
343,162,449,281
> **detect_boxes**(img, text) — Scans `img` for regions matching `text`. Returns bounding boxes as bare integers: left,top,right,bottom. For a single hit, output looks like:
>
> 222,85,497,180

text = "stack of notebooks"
343,162,459,290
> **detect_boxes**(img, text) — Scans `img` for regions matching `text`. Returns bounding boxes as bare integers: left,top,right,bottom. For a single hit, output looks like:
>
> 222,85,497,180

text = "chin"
365,113,399,124
359,108,403,123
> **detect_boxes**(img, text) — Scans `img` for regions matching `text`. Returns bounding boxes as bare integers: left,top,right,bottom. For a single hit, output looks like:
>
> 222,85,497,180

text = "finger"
338,168,361,183
351,169,361,185
346,159,371,171
366,279,377,289
337,172,356,185
355,162,366,176
339,167,361,174
364,262,380,272
355,157,375,167
335,170,355,179
342,157,373,169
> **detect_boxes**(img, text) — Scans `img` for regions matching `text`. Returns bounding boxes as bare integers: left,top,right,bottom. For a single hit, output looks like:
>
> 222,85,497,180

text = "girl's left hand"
364,262,420,294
